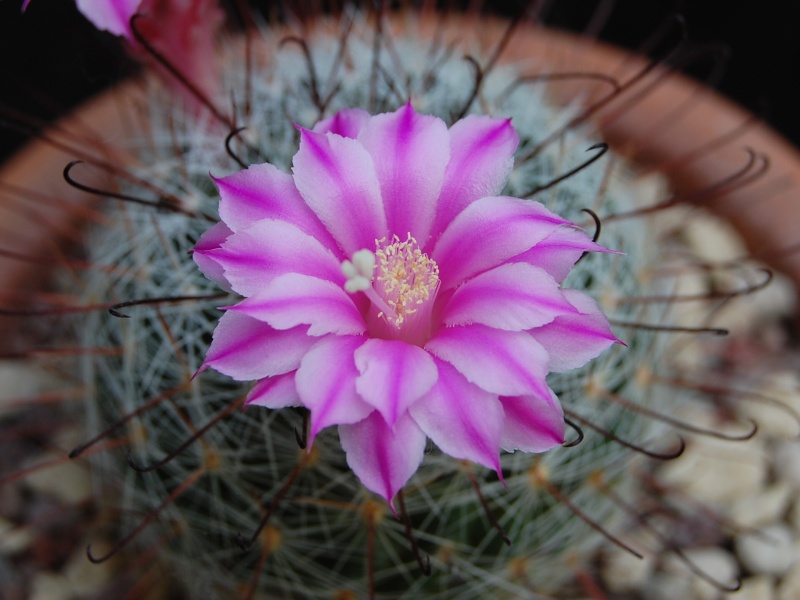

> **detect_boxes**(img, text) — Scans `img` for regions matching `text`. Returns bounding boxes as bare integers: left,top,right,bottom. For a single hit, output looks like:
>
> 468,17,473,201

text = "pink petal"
432,196,570,290
425,324,551,399
76,0,140,38
213,163,335,248
192,222,233,292
530,290,619,372
339,411,426,508
295,335,373,444
214,219,342,296
429,116,519,242
358,103,449,245
293,129,387,256
203,312,315,381
354,339,438,426
499,392,565,453
513,226,614,283
442,262,578,331
313,108,371,138
228,274,366,336
246,372,300,409
410,358,503,475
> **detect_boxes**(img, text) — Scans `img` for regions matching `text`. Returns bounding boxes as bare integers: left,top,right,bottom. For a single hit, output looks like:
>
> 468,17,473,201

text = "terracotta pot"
0,85,149,338
500,25,800,286
0,85,147,342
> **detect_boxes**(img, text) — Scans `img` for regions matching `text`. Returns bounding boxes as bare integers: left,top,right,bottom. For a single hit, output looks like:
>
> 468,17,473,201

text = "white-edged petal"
354,339,438,426
410,358,503,476
295,335,373,444
340,411,426,509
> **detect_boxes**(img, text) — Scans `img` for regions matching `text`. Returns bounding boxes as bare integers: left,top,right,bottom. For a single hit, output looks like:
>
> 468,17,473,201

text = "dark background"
1,0,799,163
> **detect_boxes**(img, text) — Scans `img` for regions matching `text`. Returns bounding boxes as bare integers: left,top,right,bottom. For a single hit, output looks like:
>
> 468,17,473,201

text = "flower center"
342,234,440,343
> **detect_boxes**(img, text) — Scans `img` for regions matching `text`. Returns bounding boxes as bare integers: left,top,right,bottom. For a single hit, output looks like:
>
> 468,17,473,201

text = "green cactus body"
74,12,703,599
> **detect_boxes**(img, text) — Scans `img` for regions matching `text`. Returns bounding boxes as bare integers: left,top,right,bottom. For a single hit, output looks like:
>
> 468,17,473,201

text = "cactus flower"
194,103,618,507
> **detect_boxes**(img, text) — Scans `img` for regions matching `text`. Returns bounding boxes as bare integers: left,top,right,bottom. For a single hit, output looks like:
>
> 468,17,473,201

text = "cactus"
11,6,767,599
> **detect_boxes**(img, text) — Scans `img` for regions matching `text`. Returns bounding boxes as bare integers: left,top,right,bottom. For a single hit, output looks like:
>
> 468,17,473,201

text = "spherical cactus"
6,4,785,600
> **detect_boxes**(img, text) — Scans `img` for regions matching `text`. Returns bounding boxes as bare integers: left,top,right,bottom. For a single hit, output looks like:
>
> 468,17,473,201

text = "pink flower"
194,104,618,507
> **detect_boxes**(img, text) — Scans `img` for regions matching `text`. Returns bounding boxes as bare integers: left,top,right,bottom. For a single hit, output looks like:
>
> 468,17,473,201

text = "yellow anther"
341,234,440,340
374,234,439,328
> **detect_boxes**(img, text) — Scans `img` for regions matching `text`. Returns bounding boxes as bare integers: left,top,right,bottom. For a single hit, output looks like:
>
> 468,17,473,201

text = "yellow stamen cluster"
375,234,440,327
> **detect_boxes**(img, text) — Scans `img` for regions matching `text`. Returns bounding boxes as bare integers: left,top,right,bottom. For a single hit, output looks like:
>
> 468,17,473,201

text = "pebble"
715,272,796,337
28,572,72,600
736,523,794,576
736,575,775,600
659,436,768,505
684,212,747,264
654,551,738,600
0,517,32,556
730,482,792,528
601,534,655,594
683,547,739,600
776,562,800,600
737,372,800,440
643,570,691,600
22,455,91,505
63,541,114,597
681,214,795,336
773,441,800,490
